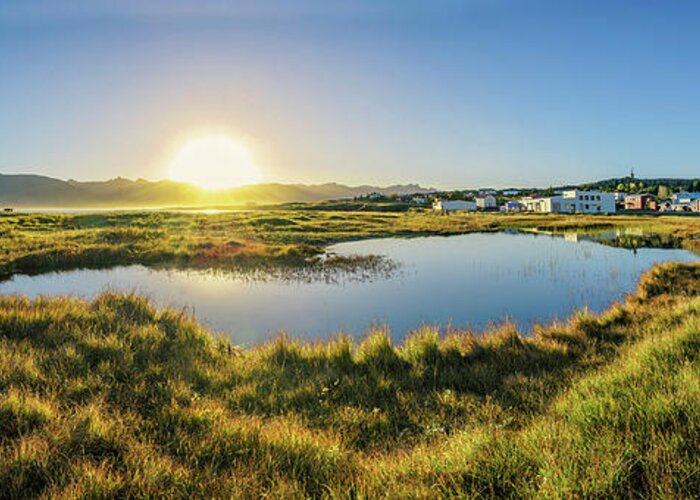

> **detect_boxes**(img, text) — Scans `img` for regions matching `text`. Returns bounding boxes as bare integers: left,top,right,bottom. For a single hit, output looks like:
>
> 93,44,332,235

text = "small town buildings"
411,196,427,205
624,193,656,210
503,201,521,212
673,192,700,204
502,190,521,196
671,192,700,211
519,196,563,213
433,199,477,212
519,190,615,214
560,190,616,214
475,193,497,210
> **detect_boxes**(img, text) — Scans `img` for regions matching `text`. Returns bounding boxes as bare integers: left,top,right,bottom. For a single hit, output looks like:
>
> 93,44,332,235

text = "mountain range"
0,173,434,208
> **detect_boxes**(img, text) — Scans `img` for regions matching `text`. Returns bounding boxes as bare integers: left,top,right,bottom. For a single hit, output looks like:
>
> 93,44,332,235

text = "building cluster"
433,189,616,214
431,189,700,214
662,192,700,212
432,192,497,213
517,190,616,214
616,191,700,213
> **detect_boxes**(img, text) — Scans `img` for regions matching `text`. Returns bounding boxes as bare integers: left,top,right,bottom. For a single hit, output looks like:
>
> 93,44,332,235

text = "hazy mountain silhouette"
0,173,433,208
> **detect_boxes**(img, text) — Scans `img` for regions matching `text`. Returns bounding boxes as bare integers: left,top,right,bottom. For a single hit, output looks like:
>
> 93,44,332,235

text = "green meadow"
1,209,700,497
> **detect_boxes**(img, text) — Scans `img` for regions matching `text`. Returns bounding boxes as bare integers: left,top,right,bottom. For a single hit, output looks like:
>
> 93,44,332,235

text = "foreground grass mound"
1,263,699,497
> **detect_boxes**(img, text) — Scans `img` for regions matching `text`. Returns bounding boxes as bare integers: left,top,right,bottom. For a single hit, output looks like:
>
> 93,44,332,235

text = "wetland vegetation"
2,209,699,278
1,208,700,497
1,262,700,497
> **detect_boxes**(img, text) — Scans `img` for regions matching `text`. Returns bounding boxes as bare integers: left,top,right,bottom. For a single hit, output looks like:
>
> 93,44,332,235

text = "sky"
1,0,700,189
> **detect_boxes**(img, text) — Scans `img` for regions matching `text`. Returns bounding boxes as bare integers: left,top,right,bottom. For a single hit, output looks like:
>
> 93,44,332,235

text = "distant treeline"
567,177,700,198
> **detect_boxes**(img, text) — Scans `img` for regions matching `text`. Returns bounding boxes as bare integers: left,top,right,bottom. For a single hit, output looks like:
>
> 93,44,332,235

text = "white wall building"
519,190,615,214
433,199,477,212
476,194,497,209
519,196,564,213
560,190,615,214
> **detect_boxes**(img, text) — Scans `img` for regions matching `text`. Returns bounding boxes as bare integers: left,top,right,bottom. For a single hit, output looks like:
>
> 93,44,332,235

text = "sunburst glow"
168,135,261,189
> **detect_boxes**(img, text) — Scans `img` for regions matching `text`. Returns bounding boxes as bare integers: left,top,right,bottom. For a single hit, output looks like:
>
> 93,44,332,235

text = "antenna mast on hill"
630,167,635,181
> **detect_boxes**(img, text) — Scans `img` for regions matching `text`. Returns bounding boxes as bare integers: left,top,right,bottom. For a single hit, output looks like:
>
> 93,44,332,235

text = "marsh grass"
2,263,700,497
2,210,699,281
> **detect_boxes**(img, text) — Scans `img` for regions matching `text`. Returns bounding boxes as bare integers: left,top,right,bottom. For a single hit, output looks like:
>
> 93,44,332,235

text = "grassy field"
2,209,700,278
2,207,700,497
1,261,699,497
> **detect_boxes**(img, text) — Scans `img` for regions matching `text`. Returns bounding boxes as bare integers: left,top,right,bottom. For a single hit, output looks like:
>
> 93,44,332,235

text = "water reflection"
0,232,697,345
532,227,684,249
170,254,402,285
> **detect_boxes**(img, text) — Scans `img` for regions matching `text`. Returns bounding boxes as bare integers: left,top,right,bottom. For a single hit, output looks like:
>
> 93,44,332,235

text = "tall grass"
3,209,698,278
1,263,699,497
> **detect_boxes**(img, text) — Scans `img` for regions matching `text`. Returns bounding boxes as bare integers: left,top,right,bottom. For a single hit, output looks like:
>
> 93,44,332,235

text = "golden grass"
2,209,698,277
2,263,700,497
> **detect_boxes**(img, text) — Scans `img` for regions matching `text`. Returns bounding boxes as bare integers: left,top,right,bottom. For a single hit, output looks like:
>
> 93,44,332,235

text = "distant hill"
559,177,700,193
0,173,433,208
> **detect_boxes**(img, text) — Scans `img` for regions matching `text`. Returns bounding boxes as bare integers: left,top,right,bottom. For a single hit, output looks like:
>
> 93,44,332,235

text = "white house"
519,190,615,214
673,192,700,203
433,199,477,212
519,196,564,213
671,192,700,211
476,193,497,210
559,190,616,214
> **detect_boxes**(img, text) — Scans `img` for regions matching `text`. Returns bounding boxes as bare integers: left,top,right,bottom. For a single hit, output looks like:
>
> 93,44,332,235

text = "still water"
0,232,696,345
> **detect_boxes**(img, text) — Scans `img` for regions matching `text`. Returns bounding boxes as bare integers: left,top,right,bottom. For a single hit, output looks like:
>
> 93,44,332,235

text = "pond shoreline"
2,231,697,345
2,262,700,496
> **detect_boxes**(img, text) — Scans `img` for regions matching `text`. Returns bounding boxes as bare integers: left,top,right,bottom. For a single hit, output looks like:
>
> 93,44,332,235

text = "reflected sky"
0,232,697,345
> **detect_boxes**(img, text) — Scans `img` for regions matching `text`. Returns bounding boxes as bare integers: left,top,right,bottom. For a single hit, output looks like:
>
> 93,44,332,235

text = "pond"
0,231,697,345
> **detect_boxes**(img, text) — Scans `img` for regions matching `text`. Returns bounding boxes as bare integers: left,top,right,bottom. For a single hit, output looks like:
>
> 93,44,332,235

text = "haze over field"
0,173,433,208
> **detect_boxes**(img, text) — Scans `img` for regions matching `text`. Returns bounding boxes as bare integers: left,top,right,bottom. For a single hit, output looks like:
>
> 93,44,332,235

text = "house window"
585,204,589,209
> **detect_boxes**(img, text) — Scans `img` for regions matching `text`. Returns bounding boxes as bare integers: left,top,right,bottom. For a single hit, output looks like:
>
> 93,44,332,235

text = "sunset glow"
168,135,261,189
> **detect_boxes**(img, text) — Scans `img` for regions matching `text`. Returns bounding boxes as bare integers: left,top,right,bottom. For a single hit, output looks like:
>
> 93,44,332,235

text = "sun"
167,134,261,189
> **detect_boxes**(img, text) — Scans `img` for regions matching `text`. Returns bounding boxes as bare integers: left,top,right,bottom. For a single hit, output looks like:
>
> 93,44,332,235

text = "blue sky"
1,0,699,188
